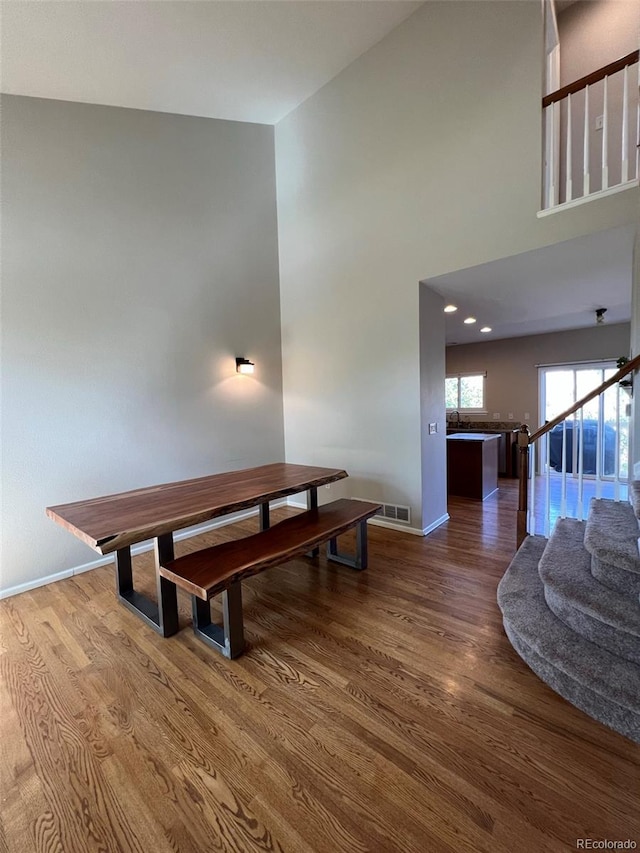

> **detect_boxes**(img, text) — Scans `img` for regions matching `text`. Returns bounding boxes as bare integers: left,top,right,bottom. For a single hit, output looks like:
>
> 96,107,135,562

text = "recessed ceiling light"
444,304,458,313
463,317,476,324
480,326,492,333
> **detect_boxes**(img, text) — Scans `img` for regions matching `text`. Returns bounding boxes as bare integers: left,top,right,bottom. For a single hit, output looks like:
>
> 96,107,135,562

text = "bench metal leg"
115,536,179,637
307,487,320,558
191,583,245,659
259,501,270,531
327,520,368,570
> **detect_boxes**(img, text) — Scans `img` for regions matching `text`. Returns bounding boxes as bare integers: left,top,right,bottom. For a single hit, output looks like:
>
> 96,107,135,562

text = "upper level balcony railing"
541,50,639,214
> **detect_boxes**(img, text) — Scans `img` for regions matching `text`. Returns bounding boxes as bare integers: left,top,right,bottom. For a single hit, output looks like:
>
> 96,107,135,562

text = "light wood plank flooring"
1,481,638,852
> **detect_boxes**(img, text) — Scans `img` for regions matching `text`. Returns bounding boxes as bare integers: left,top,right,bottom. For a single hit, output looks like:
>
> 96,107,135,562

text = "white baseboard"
286,498,308,510
286,496,446,537
1,500,450,601
1,567,77,599
367,517,424,536
0,502,288,601
421,513,450,536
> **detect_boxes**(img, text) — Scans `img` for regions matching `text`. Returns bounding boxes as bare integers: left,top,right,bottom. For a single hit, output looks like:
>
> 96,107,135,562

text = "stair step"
539,518,640,664
497,535,640,743
592,555,640,599
629,481,640,520
584,498,640,576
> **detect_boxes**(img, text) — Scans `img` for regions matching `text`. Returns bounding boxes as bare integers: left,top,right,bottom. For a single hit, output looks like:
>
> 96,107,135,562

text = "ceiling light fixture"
480,326,492,333
463,317,476,324
444,304,458,313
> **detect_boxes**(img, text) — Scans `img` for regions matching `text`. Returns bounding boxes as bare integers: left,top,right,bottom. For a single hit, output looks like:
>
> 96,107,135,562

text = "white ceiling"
0,0,423,125
426,224,636,346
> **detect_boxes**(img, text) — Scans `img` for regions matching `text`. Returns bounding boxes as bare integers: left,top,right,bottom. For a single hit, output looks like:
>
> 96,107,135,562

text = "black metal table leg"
114,535,179,637
155,533,179,636
259,501,270,531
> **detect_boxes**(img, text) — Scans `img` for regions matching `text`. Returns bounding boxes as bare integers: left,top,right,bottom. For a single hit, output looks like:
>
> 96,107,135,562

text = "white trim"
1,497,446,600
446,409,488,415
286,497,309,510
368,517,426,536
288,497,449,537
0,502,289,600
536,359,620,369
0,568,76,599
421,513,450,535
537,179,638,217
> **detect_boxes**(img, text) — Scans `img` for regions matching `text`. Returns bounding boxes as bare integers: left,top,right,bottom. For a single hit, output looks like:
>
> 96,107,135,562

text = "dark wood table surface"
46,462,348,636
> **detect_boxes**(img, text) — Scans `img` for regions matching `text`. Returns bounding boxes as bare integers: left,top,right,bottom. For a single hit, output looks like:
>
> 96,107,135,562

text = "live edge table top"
46,462,348,556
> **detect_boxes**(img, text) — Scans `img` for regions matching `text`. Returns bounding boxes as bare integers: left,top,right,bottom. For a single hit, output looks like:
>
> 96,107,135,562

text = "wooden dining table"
46,462,348,636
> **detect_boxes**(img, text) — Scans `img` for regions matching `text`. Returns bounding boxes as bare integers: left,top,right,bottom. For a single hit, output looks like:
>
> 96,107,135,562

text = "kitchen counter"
446,433,501,441
446,427,518,477
446,433,499,500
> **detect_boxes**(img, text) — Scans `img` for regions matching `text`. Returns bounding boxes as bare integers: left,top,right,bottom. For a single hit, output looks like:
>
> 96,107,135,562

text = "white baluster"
602,75,609,190
560,420,567,518
529,442,537,534
621,64,630,184
636,60,639,180
595,410,602,499
545,435,551,537
614,385,620,502
547,104,558,207
583,85,590,196
566,93,573,201
577,408,584,520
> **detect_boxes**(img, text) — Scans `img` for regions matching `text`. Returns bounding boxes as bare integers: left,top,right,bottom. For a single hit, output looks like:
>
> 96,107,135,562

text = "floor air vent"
376,503,411,524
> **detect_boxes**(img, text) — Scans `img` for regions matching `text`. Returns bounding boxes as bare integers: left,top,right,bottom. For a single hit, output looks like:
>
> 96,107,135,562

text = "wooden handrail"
542,50,639,108
516,352,640,547
529,353,640,443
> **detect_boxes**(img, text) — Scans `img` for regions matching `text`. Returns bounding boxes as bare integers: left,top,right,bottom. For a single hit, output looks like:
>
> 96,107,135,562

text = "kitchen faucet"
449,411,461,429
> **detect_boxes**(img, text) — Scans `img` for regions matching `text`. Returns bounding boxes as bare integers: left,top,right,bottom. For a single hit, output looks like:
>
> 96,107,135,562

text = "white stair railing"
542,50,639,211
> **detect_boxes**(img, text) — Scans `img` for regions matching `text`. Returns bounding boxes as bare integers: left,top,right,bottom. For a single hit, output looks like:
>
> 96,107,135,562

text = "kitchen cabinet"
446,433,500,500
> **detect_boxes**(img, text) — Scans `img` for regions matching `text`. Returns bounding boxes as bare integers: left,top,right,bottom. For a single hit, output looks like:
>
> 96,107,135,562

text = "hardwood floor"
1,481,639,852
531,473,629,535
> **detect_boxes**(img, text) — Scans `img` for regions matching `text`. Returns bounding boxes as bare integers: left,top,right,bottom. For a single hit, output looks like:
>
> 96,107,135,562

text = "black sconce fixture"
236,357,255,375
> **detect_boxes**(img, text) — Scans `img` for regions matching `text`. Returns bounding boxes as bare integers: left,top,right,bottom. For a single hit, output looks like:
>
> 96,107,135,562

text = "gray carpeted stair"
498,498,640,744
629,481,640,520
583,498,640,599
539,518,640,664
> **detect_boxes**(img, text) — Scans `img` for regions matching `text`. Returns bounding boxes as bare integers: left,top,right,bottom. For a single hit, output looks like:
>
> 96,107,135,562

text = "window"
445,373,486,412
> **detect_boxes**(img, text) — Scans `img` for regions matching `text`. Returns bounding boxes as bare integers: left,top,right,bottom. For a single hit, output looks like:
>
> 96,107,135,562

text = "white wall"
558,0,638,85
275,1,638,532
631,224,640,475
419,286,447,532
1,95,284,592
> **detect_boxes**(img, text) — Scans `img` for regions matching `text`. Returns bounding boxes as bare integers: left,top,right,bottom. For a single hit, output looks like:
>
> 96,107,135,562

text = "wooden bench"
159,498,381,658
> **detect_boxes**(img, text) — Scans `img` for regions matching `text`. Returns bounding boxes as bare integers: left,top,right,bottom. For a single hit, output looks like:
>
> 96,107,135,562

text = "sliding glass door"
539,361,628,480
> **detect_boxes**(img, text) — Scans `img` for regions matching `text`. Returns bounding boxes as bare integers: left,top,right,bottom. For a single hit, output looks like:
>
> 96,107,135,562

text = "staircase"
498,492,640,743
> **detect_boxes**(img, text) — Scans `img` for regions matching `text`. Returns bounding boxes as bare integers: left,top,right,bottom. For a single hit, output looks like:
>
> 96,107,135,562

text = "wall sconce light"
236,357,255,375
596,308,607,325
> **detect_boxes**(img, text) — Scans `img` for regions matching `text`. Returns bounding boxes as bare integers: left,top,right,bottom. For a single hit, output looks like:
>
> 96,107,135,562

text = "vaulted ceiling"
1,1,423,125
